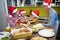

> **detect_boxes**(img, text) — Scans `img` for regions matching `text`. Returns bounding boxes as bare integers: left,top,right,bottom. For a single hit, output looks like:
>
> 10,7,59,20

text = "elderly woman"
43,0,59,34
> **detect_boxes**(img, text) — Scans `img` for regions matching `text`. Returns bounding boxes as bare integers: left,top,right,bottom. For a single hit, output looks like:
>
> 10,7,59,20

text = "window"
25,0,31,5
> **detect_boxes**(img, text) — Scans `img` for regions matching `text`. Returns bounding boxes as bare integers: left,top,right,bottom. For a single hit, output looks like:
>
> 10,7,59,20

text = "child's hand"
15,20,20,25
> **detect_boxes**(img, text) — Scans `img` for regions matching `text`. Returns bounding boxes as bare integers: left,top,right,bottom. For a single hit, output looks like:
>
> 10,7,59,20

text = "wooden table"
13,30,55,40
13,19,55,40
15,27,55,40
31,33,55,40
25,30,55,40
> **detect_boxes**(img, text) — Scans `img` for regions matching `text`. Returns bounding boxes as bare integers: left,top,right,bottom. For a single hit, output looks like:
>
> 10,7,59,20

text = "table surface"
13,27,55,40
25,28,55,40
31,33,55,40
12,20,55,40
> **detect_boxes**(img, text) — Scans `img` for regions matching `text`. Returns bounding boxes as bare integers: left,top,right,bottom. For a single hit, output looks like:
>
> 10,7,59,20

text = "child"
18,9,28,23
7,6,19,28
29,10,39,24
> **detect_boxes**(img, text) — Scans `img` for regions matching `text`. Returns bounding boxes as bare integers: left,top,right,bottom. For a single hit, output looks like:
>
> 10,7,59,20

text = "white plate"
38,29,55,37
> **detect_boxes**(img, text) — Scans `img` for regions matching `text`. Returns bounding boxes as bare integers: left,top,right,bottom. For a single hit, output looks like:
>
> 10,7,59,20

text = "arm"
7,17,16,27
43,17,49,24
43,13,55,27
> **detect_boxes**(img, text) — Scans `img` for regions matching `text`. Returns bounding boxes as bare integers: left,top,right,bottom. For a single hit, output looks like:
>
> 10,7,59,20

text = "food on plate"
38,29,55,37
2,37,9,40
19,28,30,32
32,28,39,32
32,24,45,32
31,37,47,40
11,28,32,39
13,28,31,35
33,24,45,29
0,32,10,40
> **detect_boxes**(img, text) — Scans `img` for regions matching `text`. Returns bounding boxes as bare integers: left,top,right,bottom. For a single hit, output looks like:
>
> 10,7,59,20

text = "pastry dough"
17,39,26,40
12,28,32,35
31,37,47,40
33,23,45,29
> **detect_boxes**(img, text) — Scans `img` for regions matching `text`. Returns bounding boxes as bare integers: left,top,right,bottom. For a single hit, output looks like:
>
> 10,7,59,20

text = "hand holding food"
15,20,20,25
27,21,31,26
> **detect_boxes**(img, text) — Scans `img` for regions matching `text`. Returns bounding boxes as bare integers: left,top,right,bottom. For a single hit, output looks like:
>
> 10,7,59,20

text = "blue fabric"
43,8,59,34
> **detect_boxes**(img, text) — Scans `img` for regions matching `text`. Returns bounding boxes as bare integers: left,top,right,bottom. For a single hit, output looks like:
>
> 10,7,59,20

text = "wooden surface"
15,33,55,40
13,20,55,40
26,27,55,40
13,27,55,40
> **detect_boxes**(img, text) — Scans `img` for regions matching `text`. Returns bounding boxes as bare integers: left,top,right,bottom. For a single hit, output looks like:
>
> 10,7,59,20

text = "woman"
43,0,59,34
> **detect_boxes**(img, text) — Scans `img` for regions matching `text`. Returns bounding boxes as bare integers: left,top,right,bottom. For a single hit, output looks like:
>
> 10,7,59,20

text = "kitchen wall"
17,6,48,18
17,6,60,17
17,6,60,23
0,0,8,31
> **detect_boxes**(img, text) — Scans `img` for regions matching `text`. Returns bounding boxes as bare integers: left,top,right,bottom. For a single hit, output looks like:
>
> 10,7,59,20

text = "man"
43,0,59,34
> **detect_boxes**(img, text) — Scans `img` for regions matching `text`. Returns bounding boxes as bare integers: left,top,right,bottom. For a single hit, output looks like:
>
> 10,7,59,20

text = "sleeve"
43,13,55,27
44,17,49,23
7,17,16,27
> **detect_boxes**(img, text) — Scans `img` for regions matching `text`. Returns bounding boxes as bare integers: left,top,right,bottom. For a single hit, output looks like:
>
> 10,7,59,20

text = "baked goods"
18,28,30,32
32,23,45,29
11,28,32,39
31,37,47,40
27,21,31,26
0,32,10,40
32,24,45,32
13,28,31,35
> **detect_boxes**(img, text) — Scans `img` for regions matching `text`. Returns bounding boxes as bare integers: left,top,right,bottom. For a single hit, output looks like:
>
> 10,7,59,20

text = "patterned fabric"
7,13,19,27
